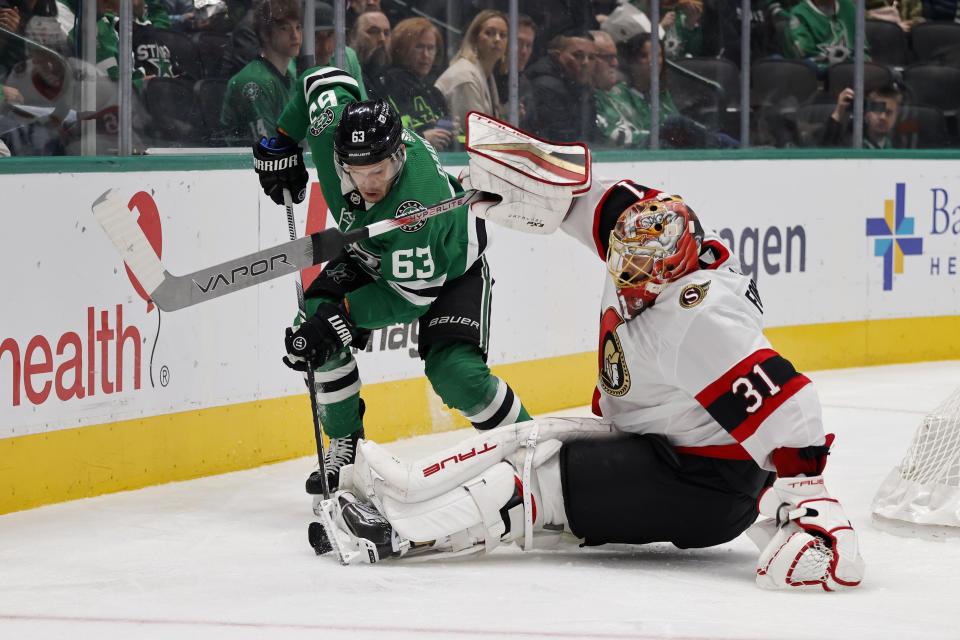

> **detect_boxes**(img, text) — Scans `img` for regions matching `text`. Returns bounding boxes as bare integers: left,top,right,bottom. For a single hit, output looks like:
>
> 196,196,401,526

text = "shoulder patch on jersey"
242,81,261,102
309,106,335,137
679,281,711,309
599,307,631,397
395,200,427,233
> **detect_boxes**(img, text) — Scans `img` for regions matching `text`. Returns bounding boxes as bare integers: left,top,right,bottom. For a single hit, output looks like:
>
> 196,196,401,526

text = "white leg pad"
380,461,517,553
352,417,616,505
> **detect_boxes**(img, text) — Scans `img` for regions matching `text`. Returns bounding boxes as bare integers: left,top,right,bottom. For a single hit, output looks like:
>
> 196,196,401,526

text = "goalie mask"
606,195,703,317
334,99,406,200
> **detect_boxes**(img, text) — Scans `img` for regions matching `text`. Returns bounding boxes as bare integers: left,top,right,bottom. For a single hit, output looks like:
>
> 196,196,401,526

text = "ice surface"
2,361,959,640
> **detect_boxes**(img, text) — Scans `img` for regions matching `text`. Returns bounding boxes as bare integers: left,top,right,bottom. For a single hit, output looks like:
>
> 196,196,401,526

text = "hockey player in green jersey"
252,69,532,494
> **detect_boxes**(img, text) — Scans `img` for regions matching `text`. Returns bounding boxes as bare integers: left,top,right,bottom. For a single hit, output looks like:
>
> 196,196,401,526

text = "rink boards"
1,154,959,513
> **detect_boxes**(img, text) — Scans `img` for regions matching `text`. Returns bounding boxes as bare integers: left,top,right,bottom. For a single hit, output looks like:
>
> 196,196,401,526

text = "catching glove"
253,132,308,205
749,475,864,592
283,302,356,371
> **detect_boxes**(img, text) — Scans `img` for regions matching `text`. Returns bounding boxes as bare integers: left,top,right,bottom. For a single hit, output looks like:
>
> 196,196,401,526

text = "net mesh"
897,389,960,486
872,388,960,528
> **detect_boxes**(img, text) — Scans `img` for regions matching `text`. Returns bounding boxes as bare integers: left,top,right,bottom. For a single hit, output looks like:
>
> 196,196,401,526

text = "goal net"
872,388,960,531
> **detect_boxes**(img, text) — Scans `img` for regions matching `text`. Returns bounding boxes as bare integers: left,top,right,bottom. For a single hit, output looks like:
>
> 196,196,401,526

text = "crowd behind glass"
0,0,958,157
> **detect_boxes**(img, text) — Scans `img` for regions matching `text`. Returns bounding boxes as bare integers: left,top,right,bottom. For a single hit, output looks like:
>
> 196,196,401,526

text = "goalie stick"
91,187,494,312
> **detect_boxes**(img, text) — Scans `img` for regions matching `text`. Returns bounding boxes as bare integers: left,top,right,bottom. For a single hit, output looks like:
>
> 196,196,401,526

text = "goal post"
872,388,960,533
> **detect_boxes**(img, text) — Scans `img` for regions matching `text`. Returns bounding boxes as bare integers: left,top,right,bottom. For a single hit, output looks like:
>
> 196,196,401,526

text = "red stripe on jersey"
697,349,780,407
591,386,603,416
695,348,811,444
728,373,810,443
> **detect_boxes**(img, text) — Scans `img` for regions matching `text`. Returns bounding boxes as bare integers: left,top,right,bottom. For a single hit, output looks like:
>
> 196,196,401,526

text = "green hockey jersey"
276,66,486,329
784,0,868,66
221,57,298,144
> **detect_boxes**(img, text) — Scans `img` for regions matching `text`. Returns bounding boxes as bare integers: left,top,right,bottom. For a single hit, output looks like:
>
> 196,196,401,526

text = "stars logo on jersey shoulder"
679,281,711,309
309,106,335,137
325,263,355,284
337,207,356,228
395,200,427,233
242,82,261,102
599,307,631,397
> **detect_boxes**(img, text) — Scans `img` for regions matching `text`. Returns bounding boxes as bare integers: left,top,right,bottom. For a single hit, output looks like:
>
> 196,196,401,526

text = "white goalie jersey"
563,178,827,471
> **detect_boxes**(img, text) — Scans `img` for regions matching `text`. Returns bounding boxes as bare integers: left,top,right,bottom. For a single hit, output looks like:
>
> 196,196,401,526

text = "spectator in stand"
523,29,597,142
661,0,704,60
922,0,960,21
345,0,378,27
434,9,507,133
783,0,864,75
698,0,777,66
71,0,148,91
221,0,301,144
219,0,259,78
313,1,367,96
622,31,737,148
132,0,178,80
378,17,453,150
867,0,923,31
162,0,230,32
348,9,390,94
598,1,669,44
493,12,537,130
591,29,645,147
821,84,901,148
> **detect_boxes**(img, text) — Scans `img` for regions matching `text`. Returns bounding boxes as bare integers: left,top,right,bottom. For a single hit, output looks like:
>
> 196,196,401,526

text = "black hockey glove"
253,132,309,205
283,302,356,371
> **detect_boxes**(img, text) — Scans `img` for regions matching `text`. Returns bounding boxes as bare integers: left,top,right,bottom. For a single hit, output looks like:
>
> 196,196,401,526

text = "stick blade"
92,189,168,299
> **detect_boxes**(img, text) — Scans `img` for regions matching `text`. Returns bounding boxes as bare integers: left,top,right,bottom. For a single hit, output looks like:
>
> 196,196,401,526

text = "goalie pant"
343,417,772,555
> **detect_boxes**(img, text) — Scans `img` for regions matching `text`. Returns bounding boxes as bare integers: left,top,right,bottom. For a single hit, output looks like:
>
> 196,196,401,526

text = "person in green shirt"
220,0,301,144
783,0,867,73
591,29,645,147
251,83,531,494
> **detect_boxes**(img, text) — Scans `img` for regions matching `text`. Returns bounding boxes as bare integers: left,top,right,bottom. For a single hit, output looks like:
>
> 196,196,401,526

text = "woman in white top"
434,9,507,139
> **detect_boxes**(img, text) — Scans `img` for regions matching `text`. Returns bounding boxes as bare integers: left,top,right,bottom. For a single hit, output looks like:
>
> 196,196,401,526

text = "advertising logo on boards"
866,183,923,291
0,192,162,409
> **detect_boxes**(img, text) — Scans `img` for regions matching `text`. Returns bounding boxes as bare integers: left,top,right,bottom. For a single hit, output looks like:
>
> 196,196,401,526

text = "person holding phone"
822,84,901,149
378,16,454,150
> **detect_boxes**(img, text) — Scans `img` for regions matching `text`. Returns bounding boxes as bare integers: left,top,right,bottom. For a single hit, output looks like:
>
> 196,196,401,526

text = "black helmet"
334,99,403,166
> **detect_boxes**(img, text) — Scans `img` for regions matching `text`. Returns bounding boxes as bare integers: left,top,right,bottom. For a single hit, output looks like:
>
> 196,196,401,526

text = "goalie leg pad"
380,461,517,552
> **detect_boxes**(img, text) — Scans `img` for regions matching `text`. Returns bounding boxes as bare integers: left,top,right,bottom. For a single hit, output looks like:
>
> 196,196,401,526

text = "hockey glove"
283,302,356,370
253,132,308,205
750,475,864,592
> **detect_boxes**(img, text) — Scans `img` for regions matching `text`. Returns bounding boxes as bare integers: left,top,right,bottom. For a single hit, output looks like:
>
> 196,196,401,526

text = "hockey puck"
308,521,332,555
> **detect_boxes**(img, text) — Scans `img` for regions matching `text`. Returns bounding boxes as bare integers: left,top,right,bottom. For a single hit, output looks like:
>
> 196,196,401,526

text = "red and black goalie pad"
591,180,663,259
695,349,811,444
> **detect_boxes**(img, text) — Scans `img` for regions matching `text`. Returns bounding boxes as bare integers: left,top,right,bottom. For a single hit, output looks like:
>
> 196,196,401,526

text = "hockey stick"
280,189,332,503
91,187,493,312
